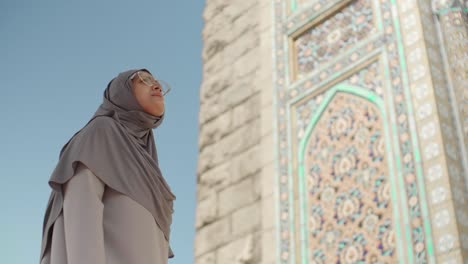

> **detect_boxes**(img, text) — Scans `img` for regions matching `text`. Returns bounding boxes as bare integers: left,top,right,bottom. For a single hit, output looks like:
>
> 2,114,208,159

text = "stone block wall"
196,0,276,263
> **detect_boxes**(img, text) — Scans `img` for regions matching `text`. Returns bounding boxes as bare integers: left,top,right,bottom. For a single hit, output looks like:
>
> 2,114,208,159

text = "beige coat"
40,162,169,264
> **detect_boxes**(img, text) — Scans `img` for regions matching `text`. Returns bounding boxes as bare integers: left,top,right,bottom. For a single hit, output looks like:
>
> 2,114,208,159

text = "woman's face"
132,72,165,117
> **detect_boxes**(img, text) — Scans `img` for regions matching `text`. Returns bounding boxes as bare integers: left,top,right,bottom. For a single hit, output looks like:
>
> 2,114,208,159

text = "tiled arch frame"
270,0,450,263
296,85,402,263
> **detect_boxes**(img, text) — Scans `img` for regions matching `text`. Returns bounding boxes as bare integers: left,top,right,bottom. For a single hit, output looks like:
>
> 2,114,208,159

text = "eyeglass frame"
130,71,172,96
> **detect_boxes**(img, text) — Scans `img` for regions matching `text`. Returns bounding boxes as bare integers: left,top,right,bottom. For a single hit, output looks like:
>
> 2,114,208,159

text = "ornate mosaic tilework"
294,0,376,79
295,61,383,143
273,0,436,263
291,0,312,11
400,0,468,261
304,93,396,263
436,4,468,174
290,0,329,14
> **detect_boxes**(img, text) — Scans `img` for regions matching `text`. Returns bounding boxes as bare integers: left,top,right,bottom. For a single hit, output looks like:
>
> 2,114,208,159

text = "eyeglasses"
132,71,172,96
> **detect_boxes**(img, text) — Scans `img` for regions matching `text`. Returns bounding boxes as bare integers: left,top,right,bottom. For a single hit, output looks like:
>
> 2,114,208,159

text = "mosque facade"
196,0,467,263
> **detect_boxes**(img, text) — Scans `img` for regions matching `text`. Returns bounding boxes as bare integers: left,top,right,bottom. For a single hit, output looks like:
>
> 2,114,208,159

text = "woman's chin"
150,109,165,117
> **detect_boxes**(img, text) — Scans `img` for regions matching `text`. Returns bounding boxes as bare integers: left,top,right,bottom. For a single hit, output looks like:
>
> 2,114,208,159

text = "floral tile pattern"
305,93,396,263
294,0,375,79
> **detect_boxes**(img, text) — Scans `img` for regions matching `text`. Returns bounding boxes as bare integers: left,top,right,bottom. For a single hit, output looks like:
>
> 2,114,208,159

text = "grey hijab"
40,69,176,262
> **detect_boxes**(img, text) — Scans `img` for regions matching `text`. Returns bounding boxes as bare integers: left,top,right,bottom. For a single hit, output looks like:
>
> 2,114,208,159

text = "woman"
39,69,176,264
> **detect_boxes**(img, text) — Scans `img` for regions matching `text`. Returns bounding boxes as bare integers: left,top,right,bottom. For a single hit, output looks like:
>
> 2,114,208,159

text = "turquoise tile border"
390,0,435,262
381,50,409,262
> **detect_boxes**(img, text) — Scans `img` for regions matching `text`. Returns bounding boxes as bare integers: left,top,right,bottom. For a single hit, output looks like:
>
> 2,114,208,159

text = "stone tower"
196,0,467,263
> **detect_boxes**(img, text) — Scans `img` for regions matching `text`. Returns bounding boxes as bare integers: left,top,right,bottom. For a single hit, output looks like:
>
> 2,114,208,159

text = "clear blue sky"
0,1,204,263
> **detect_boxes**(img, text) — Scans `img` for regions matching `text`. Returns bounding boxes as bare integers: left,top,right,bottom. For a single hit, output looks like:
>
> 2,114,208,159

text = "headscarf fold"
40,69,176,263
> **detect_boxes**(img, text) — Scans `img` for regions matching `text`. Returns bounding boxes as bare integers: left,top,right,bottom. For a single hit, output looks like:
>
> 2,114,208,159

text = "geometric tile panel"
294,0,376,79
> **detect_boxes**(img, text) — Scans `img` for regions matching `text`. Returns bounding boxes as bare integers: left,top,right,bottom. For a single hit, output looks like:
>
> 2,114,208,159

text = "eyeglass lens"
139,73,171,95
